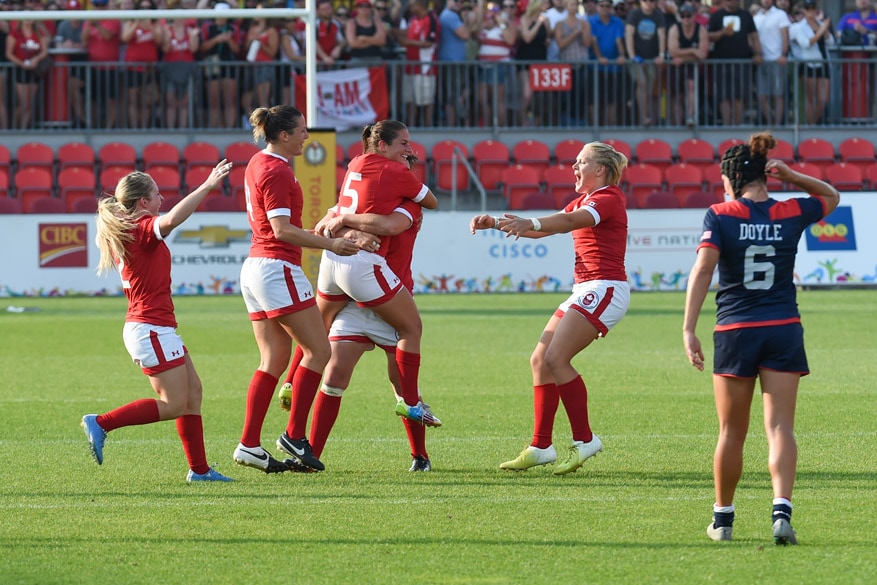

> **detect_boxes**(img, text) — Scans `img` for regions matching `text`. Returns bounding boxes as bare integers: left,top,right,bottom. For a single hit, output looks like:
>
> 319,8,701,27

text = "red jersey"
563,185,628,283
337,153,429,258
10,26,44,62
164,25,197,63
117,214,177,328
245,150,303,265
384,199,423,292
84,20,121,65
316,18,343,59
404,12,439,75
124,26,160,71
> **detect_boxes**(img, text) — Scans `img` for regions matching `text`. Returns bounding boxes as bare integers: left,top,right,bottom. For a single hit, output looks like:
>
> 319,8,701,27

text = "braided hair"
719,132,777,197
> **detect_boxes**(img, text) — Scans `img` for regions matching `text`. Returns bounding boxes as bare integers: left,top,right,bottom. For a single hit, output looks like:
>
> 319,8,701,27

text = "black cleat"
276,433,325,471
409,455,432,472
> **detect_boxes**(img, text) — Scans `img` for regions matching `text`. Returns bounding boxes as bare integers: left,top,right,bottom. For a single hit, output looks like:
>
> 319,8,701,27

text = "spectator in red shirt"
401,0,440,126
83,0,121,128
5,13,50,129
121,0,163,129
315,0,346,66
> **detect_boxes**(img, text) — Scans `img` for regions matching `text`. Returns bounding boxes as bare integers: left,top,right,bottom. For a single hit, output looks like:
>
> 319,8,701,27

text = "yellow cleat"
278,383,292,412
499,444,557,471
552,436,603,476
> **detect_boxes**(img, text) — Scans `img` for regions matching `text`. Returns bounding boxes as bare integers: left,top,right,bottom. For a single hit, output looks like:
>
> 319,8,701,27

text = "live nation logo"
39,222,88,268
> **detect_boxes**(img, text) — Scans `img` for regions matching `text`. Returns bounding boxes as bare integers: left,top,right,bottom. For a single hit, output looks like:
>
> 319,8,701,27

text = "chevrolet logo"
175,225,251,248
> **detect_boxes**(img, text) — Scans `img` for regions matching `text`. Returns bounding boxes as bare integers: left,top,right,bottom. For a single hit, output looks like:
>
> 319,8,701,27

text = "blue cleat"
81,414,106,465
394,400,442,427
187,468,234,483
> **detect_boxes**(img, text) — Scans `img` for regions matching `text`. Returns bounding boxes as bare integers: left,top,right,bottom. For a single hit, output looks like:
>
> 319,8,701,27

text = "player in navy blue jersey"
682,131,839,546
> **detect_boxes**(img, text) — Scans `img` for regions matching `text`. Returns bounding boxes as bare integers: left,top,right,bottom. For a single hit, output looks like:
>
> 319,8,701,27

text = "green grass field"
1,291,875,585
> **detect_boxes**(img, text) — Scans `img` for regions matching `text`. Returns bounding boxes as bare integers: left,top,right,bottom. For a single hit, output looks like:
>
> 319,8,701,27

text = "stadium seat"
185,167,223,208
472,139,510,192
347,141,364,162
676,138,716,172
789,161,825,180
681,190,722,208
623,163,663,206
0,168,9,198
0,196,22,214
25,195,65,214
559,191,581,208
824,162,864,191
642,190,679,209
14,167,54,208
151,166,182,199
100,166,132,194
0,144,10,175
229,165,246,197
664,163,704,203
17,142,55,168
432,139,469,192
553,138,585,167
224,141,260,167
159,195,184,211
512,139,551,177
703,165,725,197
838,137,876,173
202,195,241,212
58,167,97,212
98,142,138,173
634,138,674,172
544,164,576,207
500,164,542,210
623,191,638,209
70,196,99,214
797,138,836,174
717,138,744,159
602,138,632,161
142,141,181,173
518,191,556,210
335,143,345,168
182,141,221,172
58,142,96,172
771,138,796,165
866,162,877,189
410,140,428,185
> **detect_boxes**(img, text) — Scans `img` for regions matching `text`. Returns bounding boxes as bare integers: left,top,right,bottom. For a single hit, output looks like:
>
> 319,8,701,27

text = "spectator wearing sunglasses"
625,0,667,127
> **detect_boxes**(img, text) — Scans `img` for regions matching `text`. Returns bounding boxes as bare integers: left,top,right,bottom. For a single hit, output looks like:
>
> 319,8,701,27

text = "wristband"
530,217,541,232
493,216,503,228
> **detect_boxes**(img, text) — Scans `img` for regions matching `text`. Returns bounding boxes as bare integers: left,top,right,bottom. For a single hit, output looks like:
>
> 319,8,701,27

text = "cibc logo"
804,206,857,252
39,223,88,268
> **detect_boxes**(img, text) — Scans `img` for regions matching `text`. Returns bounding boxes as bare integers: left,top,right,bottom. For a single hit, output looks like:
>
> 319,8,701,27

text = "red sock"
308,391,342,458
396,349,421,406
283,346,304,386
531,383,559,449
287,366,322,439
403,418,427,459
96,399,160,432
557,376,593,443
240,370,278,447
176,414,209,475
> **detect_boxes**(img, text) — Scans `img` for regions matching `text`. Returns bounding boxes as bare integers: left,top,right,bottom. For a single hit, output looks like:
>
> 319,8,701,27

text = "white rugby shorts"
240,257,316,320
122,322,187,375
556,279,630,337
317,250,403,307
329,302,399,349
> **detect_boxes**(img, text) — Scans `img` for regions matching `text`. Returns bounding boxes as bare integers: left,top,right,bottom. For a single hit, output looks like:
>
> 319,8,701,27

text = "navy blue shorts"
713,323,809,378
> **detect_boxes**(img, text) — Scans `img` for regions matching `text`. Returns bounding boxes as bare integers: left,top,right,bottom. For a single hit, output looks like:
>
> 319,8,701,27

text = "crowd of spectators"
0,0,873,130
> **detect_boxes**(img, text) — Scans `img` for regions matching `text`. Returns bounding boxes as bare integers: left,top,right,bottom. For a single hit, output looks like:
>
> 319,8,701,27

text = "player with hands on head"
683,131,839,545
470,141,630,475
233,105,359,475
83,160,234,482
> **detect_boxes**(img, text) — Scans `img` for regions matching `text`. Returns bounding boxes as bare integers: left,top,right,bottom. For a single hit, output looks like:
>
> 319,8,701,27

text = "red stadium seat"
58,167,97,212
151,166,182,199
664,163,704,203
634,138,673,173
717,138,745,159
677,138,716,172
553,138,585,167
410,140,428,185
142,141,181,173
432,139,469,192
544,164,576,207
347,140,364,162
25,195,66,214
58,142,96,172
14,167,54,209
0,196,22,214
789,161,825,180
602,138,632,161
70,196,99,214
98,142,138,173
185,167,223,209
824,162,864,191
642,190,679,209
623,163,663,206
501,164,542,210
202,195,242,212
838,137,875,174
682,190,722,208
16,142,55,172
703,165,725,197
866,162,877,188
512,139,551,177
0,168,9,198
100,167,132,194
771,138,796,164
473,139,510,192
797,138,836,174
182,141,221,172
518,192,556,210
224,141,261,167
0,144,11,175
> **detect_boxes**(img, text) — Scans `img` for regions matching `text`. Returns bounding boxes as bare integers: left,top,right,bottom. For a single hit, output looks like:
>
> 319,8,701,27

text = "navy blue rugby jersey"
697,196,827,329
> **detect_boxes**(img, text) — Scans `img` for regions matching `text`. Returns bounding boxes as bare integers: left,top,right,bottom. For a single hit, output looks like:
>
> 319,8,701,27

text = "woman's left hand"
203,159,232,190
683,331,704,371
498,214,535,240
